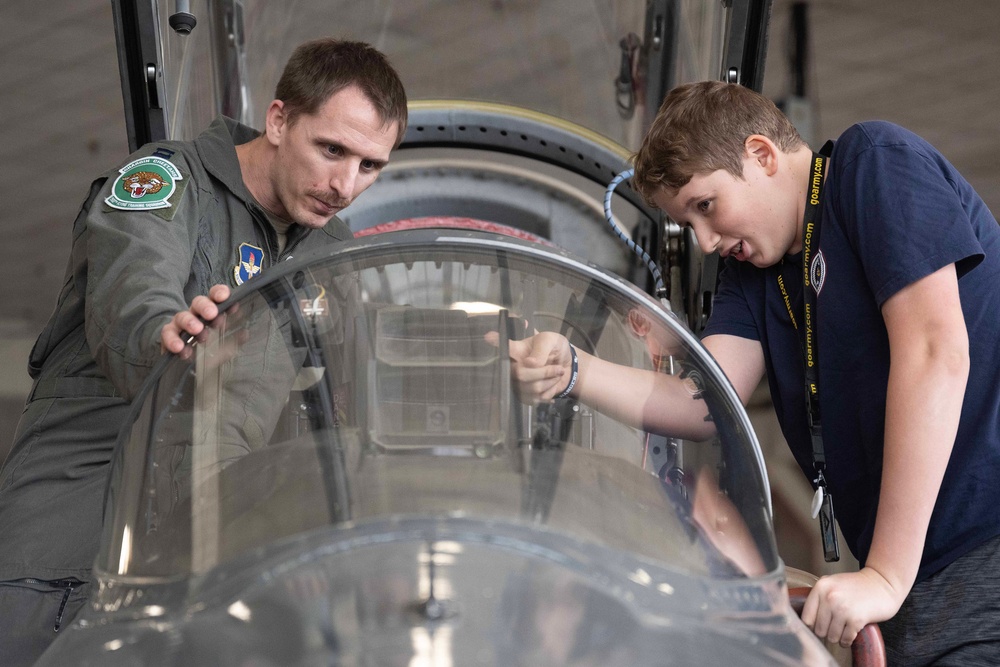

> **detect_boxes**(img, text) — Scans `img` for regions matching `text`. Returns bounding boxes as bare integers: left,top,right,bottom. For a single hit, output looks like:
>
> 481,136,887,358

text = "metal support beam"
111,0,168,152
208,0,252,124
721,0,773,91
640,0,680,132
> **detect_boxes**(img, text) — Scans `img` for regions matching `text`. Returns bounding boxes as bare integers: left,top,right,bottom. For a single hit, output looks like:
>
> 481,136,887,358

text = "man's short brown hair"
631,81,803,206
275,38,408,147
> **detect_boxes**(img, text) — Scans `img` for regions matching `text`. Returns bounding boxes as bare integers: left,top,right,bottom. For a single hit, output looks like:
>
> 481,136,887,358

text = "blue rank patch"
234,243,264,285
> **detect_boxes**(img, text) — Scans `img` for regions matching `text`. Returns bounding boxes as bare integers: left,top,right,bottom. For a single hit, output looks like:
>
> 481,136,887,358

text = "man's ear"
744,135,779,176
264,100,288,147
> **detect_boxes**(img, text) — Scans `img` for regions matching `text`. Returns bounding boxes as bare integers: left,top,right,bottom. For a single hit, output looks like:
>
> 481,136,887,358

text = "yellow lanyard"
778,150,840,562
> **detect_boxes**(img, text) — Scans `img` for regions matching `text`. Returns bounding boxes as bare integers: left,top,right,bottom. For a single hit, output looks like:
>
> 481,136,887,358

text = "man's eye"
326,145,342,156
361,160,376,171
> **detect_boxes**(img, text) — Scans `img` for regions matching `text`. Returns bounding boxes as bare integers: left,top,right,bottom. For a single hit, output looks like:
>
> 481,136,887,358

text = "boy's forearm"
574,350,714,440
866,318,969,596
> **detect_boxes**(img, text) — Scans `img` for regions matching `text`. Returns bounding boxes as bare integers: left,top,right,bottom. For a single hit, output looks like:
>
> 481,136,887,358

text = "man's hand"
485,331,570,403
160,284,231,359
801,567,905,648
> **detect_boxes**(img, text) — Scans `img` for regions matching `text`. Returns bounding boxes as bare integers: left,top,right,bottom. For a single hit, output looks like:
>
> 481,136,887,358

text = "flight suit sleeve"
83,146,204,399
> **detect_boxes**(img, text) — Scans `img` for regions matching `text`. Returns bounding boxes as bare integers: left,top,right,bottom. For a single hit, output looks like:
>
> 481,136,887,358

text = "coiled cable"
604,168,665,295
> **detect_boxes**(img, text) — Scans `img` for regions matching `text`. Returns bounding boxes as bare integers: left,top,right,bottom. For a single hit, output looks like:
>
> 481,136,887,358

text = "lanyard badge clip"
811,469,840,562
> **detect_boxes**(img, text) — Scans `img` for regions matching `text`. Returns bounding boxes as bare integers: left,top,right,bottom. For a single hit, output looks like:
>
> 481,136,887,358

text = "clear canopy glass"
155,0,728,148
102,230,776,583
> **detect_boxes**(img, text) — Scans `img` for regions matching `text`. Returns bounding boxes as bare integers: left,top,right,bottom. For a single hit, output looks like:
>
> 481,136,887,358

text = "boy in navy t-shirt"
507,81,1000,664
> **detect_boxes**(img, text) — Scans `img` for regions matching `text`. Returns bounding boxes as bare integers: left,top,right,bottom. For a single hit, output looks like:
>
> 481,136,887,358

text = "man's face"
266,85,398,229
652,151,799,268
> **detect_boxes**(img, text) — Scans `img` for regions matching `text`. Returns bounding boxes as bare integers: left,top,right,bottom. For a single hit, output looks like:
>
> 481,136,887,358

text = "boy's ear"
744,135,779,176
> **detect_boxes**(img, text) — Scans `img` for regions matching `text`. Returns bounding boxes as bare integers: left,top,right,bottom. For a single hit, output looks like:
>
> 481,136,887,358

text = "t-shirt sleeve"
833,131,984,306
701,259,761,342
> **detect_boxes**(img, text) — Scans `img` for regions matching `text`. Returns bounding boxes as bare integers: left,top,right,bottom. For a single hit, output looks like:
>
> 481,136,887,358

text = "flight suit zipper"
19,577,80,631
247,202,279,267
282,224,311,259
246,202,312,265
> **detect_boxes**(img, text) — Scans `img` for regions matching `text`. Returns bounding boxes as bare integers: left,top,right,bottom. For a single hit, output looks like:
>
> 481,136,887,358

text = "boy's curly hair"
631,81,803,206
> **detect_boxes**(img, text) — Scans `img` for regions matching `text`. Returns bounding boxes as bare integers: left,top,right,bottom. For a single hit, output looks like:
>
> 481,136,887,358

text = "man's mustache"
309,191,351,209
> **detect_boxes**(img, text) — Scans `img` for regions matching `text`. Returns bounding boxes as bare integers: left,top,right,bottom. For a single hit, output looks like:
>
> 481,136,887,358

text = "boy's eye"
697,200,711,213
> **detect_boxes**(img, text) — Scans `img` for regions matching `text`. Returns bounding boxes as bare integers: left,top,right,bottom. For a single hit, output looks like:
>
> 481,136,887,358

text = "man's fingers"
161,308,210,355
208,283,231,303
160,284,232,357
175,311,209,345
161,323,185,354
189,295,220,321
161,315,200,355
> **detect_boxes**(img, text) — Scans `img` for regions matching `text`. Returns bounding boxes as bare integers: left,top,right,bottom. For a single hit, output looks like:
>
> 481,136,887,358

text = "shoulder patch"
105,156,183,212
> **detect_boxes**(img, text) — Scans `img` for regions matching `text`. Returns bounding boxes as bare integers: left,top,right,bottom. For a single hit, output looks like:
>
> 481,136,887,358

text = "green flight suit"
0,116,352,664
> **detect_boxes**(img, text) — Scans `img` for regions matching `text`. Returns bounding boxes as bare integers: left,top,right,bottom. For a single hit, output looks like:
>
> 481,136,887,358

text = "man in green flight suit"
0,38,408,666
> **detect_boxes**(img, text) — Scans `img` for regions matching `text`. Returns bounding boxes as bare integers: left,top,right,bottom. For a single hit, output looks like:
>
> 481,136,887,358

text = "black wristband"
555,344,579,399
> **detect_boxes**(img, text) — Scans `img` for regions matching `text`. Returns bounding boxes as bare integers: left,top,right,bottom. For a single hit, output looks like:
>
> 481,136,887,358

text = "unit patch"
234,243,264,285
810,249,827,295
105,156,183,211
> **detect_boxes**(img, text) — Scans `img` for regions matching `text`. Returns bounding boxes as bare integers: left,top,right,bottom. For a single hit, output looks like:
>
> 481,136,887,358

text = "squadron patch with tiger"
105,156,183,212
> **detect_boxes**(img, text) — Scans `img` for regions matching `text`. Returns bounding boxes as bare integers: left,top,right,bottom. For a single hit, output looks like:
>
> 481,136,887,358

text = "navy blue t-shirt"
703,121,1000,581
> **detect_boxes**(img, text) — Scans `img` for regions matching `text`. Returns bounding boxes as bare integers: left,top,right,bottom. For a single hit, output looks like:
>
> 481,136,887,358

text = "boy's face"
651,144,800,268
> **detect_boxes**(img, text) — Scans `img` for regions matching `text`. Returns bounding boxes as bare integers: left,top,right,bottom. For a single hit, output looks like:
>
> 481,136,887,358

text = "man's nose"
329,163,359,199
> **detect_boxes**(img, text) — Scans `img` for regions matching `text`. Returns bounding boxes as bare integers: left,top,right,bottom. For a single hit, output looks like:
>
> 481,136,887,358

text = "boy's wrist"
555,344,579,399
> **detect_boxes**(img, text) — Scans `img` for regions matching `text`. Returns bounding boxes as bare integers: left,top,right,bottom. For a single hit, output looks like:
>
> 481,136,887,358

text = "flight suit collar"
195,115,353,243
195,115,260,206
